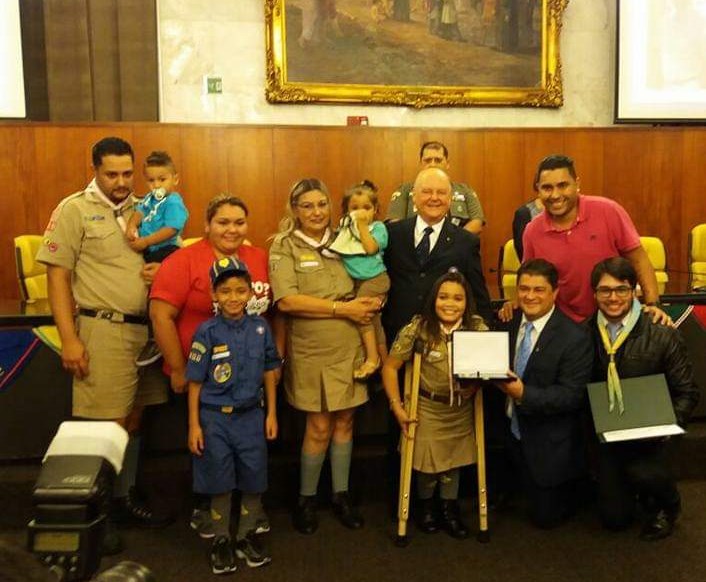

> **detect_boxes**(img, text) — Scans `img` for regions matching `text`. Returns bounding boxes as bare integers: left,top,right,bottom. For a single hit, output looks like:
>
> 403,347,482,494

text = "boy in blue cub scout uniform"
186,257,280,575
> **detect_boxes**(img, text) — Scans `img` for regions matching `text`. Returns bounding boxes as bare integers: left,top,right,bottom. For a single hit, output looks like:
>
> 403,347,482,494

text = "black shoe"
416,498,440,534
332,492,364,530
210,536,237,575
135,338,162,367
440,500,470,539
100,519,124,556
112,489,174,529
640,506,679,541
293,495,318,535
235,531,272,568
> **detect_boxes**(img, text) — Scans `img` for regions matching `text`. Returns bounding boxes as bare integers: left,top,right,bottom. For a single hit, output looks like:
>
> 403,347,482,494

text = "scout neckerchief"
596,298,642,414
85,178,132,233
293,228,339,259
441,319,463,407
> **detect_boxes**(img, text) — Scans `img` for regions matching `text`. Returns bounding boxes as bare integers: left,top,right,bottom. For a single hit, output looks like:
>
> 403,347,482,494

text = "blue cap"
210,257,250,286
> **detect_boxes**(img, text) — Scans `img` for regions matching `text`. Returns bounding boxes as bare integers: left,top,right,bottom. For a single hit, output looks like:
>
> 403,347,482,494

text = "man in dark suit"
382,167,491,345
492,258,593,528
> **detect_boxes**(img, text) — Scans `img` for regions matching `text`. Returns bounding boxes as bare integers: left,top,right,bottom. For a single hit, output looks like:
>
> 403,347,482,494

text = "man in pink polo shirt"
521,154,669,324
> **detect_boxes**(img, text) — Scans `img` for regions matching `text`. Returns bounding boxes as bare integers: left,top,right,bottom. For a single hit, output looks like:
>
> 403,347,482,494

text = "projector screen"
0,0,25,118
616,0,706,124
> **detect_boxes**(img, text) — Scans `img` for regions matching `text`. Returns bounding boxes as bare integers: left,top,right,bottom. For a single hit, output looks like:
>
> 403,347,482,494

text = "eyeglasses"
595,286,633,299
295,201,329,212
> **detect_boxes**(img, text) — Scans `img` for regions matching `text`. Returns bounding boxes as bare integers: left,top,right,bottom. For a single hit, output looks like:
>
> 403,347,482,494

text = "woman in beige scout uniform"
269,178,380,535
383,270,487,539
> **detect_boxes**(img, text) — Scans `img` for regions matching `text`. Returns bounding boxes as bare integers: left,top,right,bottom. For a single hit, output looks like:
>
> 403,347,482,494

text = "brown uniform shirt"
269,234,367,412
36,186,147,315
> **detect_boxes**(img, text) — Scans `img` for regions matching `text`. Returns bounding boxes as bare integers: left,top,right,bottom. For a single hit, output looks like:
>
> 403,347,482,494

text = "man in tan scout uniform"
37,137,170,551
385,141,485,234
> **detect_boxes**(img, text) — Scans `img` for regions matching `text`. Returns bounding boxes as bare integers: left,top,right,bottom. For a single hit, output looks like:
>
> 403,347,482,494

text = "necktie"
416,226,434,264
607,322,623,343
511,321,534,439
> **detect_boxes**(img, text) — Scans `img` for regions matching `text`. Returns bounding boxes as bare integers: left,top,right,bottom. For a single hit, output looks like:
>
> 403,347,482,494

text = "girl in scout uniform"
382,269,487,539
268,178,380,535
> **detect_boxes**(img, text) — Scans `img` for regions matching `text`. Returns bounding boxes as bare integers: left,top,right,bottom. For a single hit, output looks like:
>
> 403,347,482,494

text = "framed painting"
265,0,568,108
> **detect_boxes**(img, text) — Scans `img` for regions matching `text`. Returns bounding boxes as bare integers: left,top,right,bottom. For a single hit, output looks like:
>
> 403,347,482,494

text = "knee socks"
439,469,460,500
237,493,263,540
211,492,232,538
330,440,353,494
300,450,326,497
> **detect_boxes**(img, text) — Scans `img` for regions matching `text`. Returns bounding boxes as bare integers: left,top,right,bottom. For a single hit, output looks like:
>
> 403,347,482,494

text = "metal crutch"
395,339,423,547
474,386,490,542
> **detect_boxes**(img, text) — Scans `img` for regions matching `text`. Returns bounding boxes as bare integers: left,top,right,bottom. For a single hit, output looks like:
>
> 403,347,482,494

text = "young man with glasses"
589,257,700,540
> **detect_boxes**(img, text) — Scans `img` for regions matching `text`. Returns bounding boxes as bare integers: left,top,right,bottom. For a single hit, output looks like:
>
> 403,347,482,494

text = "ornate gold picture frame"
266,0,567,109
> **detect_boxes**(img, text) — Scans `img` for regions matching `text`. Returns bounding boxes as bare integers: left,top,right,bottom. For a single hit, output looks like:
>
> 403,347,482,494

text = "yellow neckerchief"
596,298,642,414
442,319,463,406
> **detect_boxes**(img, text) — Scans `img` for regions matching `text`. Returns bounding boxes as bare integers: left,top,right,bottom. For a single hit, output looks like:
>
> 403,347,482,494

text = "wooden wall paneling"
353,128,407,217
43,1,93,120
563,129,605,197
130,124,183,197
271,127,332,228
678,129,706,289
315,128,358,221
521,129,566,197
32,125,135,228
177,126,229,237
454,129,487,207
478,130,526,291
398,129,425,185
640,131,685,274
0,128,34,298
223,127,276,247
601,129,648,224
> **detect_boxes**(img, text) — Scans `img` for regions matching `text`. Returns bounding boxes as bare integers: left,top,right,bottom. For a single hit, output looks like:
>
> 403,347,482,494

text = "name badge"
212,351,231,360
299,260,320,268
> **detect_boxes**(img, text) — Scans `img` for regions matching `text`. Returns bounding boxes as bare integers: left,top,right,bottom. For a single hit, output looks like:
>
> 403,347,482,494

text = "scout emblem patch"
213,362,232,383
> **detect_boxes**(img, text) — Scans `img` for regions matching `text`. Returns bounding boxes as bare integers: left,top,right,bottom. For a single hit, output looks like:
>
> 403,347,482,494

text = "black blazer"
382,217,492,343
501,307,593,488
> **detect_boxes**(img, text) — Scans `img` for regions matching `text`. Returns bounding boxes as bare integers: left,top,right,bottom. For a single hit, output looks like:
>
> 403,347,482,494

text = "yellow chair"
688,224,706,290
182,236,252,247
14,235,47,300
13,235,62,353
182,236,202,247
640,236,669,295
498,239,521,300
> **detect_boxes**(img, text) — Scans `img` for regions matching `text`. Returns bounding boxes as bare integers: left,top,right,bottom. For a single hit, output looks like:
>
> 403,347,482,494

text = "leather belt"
419,388,448,402
78,308,148,325
201,402,261,414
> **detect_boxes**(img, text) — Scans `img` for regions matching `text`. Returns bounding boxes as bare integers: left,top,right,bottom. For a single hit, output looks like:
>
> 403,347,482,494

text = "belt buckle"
96,309,113,321
220,406,234,414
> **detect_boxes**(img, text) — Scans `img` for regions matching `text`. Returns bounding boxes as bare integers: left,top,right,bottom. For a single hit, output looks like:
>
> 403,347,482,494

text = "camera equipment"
27,421,128,581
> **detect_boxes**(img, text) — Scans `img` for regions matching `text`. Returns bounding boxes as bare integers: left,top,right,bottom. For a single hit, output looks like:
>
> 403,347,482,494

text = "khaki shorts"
73,315,167,419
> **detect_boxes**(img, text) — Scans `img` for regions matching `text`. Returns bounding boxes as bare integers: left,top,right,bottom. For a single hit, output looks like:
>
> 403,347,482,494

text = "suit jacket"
501,307,593,488
382,217,491,343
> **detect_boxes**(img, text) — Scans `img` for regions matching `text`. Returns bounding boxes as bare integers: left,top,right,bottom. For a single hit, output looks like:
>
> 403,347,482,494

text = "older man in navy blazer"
382,167,491,345
493,258,592,528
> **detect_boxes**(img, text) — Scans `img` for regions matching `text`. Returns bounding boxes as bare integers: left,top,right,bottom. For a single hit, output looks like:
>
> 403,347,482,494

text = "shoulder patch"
191,341,207,354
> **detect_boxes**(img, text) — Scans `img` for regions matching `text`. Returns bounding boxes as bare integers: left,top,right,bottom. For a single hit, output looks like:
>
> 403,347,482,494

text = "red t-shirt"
523,195,641,322
150,239,272,368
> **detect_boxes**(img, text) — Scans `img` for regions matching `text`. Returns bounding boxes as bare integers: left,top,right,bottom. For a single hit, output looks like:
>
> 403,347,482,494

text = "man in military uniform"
385,141,485,234
37,137,170,550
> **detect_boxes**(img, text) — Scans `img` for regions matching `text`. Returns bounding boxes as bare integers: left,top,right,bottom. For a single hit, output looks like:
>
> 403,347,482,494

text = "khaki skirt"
411,394,476,474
